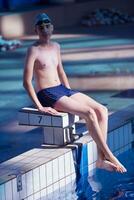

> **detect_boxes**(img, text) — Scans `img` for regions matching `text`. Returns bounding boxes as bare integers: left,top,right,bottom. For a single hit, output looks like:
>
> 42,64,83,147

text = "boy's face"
35,21,54,37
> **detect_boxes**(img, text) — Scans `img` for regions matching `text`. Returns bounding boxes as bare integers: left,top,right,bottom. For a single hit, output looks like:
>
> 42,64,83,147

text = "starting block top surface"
18,107,80,128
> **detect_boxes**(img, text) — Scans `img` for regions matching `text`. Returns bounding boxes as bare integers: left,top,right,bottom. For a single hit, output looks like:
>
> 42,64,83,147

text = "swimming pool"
0,107,133,200
40,148,134,200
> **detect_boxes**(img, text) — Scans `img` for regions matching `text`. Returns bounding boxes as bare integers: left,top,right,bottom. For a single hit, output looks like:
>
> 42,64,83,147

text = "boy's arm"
23,47,43,110
57,43,71,89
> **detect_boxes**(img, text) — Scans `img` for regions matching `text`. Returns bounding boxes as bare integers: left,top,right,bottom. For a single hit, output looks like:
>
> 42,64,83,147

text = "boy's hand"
38,106,59,115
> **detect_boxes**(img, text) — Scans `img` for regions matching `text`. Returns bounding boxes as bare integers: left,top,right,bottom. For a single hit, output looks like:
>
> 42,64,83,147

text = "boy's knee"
100,105,108,116
97,105,108,121
84,107,96,122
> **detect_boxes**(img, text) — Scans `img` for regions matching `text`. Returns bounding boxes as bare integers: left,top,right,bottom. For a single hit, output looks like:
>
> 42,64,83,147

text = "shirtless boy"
23,13,127,173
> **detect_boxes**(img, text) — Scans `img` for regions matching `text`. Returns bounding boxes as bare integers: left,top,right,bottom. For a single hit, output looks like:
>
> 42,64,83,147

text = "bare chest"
35,49,58,70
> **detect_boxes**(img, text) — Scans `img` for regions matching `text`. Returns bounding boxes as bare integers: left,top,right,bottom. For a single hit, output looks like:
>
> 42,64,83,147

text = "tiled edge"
0,148,75,200
108,120,133,156
108,104,134,132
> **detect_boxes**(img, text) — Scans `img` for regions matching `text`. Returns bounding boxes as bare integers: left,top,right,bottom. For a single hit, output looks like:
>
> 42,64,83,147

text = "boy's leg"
70,92,108,161
54,95,126,173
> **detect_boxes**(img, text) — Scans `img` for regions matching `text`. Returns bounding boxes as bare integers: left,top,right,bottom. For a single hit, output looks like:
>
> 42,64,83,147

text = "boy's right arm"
23,47,43,110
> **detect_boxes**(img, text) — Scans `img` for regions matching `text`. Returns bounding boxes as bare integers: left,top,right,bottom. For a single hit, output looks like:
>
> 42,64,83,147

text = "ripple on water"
108,177,134,199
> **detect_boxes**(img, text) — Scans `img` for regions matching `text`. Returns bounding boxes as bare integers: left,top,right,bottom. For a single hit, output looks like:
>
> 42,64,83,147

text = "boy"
23,13,127,173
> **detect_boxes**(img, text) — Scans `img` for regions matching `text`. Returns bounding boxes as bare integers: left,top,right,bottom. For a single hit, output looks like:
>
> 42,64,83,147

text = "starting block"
18,107,81,145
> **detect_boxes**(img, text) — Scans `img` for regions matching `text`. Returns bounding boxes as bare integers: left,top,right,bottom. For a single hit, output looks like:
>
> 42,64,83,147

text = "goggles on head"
36,18,51,24
36,19,51,26
37,22,53,30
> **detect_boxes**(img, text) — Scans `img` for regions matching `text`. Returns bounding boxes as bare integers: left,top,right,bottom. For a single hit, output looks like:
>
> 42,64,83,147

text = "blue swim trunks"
37,84,79,107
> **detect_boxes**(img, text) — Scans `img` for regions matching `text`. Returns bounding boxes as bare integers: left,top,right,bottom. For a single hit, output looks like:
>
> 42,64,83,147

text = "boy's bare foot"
105,154,127,173
96,160,118,172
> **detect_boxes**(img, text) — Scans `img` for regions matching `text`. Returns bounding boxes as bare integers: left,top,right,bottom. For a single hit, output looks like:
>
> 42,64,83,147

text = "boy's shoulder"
27,42,39,54
52,41,61,49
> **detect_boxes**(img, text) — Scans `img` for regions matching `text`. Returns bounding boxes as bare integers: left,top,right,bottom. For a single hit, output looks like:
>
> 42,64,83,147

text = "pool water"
79,148,134,200
90,148,134,200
